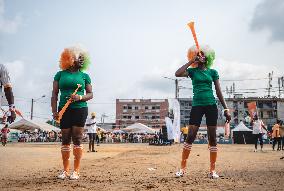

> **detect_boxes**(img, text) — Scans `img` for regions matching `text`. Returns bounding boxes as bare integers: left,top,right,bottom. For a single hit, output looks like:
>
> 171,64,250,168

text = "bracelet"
223,109,230,113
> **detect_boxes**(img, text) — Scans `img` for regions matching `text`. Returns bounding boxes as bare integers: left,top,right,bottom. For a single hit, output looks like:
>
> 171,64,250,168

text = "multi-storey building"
116,99,169,129
179,96,284,128
178,98,225,126
227,96,284,128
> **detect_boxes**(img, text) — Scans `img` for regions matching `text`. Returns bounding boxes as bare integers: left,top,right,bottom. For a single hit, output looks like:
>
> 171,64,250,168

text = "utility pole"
278,77,281,98
175,79,179,99
267,71,273,97
226,83,235,98
278,76,284,98
30,98,34,120
163,77,182,99
30,95,46,120
101,113,108,129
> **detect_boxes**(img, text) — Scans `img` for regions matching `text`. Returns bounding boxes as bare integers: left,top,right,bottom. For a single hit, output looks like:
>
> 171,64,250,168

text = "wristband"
223,109,229,115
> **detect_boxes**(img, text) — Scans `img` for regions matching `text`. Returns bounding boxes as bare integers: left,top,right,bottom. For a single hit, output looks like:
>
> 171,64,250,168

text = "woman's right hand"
224,110,231,123
53,112,59,120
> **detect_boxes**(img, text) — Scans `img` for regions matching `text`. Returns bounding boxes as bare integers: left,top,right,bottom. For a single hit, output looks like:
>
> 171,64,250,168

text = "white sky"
0,0,284,122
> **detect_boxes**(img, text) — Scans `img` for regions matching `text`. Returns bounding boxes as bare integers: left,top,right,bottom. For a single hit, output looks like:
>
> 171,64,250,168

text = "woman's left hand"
70,94,81,102
224,110,231,123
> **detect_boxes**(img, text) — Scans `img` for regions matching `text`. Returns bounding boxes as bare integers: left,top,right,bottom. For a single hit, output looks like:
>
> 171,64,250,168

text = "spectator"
85,112,97,152
279,120,284,151
251,115,267,152
0,64,16,123
272,120,281,151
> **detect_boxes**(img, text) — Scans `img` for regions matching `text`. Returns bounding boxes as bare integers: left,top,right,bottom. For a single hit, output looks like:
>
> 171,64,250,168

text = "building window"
123,106,127,109
127,106,132,110
145,106,149,110
134,106,139,110
123,116,127,119
267,111,273,118
152,116,156,119
135,116,139,119
127,116,131,119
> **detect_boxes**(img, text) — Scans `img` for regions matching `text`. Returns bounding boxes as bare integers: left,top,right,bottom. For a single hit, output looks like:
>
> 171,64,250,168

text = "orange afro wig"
187,45,215,68
59,45,90,71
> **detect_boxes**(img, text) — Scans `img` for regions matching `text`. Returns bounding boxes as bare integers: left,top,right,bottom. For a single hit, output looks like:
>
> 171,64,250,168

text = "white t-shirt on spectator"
0,64,11,106
85,118,97,134
253,120,264,134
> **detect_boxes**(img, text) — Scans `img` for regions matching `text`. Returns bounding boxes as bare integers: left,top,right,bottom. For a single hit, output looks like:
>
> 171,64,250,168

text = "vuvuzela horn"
56,84,82,124
187,21,201,53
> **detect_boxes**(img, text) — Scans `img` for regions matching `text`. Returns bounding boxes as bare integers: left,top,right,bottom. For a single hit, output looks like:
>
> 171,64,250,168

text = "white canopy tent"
124,123,157,134
197,126,226,135
232,121,254,144
9,118,60,132
232,121,252,132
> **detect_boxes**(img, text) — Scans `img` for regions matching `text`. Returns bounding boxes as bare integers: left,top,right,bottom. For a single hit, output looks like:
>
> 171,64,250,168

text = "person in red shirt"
1,124,10,146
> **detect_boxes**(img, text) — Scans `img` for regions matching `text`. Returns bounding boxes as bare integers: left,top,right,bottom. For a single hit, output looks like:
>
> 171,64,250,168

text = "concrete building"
178,96,284,128
178,98,225,126
116,99,169,129
227,96,284,128
97,122,116,131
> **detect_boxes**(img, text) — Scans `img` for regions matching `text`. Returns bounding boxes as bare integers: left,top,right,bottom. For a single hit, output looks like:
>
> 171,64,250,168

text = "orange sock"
73,145,83,172
209,146,218,172
181,143,192,171
61,145,71,173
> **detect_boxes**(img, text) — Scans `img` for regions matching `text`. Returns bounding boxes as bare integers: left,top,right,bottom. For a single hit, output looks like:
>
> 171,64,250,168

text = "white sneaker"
69,171,80,180
254,149,257,152
208,171,219,179
175,169,185,177
57,171,69,180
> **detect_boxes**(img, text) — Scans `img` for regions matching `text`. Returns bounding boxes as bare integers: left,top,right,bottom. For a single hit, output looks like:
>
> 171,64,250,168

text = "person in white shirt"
251,115,267,152
0,64,16,123
85,112,97,152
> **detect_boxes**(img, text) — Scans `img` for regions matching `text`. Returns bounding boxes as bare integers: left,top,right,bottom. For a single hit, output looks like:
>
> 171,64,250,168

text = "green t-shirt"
187,67,219,106
54,70,91,109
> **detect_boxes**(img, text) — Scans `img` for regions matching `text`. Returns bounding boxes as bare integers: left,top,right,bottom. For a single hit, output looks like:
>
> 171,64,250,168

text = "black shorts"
59,107,88,129
189,104,218,126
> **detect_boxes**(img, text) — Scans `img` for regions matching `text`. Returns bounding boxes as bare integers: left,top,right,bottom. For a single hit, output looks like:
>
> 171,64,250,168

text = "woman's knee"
72,129,84,145
61,129,72,145
207,126,217,146
186,125,199,144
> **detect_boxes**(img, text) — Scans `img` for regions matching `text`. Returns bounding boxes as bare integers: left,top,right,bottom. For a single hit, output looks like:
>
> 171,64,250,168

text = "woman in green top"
51,45,93,180
175,45,231,178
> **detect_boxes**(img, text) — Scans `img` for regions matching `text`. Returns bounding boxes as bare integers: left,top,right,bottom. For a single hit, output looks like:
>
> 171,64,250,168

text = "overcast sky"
1,0,284,122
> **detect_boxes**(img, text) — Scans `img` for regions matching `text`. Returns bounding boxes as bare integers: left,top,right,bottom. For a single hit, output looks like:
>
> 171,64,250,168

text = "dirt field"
0,143,283,191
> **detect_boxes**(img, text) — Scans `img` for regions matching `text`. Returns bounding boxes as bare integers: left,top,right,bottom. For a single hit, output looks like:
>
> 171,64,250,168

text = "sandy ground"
0,143,283,191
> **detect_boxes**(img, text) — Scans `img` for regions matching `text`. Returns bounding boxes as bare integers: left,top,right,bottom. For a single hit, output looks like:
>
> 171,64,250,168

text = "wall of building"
179,97,284,128
116,99,169,129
